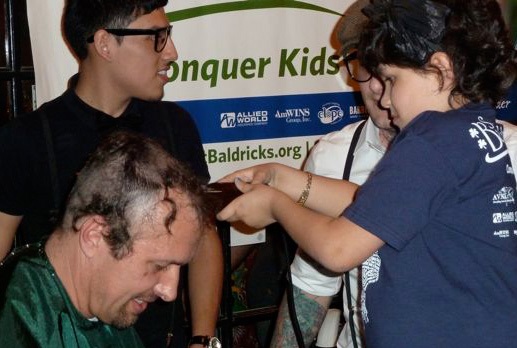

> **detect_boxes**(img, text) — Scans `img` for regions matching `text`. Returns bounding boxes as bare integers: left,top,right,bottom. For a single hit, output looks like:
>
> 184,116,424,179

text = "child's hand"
217,163,281,187
216,179,287,229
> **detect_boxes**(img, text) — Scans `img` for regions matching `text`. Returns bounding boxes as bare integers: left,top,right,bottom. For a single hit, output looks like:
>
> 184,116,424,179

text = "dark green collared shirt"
0,244,143,348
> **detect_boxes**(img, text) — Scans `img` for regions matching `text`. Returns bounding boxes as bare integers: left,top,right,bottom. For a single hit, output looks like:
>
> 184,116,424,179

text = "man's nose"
369,76,383,96
153,266,180,302
162,36,178,63
379,90,391,110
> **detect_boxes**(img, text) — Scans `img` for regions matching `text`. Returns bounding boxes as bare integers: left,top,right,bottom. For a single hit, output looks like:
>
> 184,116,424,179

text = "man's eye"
154,264,169,272
383,77,393,85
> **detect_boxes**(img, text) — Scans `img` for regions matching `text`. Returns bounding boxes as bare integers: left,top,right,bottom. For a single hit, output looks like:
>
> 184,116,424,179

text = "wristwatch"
189,335,222,348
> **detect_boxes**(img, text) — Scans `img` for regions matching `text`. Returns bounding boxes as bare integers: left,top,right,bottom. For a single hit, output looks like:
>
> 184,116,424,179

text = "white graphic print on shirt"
469,117,517,239
361,251,381,324
469,116,508,163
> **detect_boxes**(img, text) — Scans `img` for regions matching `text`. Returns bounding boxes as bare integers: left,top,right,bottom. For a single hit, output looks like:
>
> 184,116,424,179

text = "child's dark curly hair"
359,0,517,106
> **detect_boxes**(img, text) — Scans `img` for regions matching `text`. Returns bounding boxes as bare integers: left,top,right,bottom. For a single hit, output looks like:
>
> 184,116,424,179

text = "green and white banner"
164,1,368,183
28,1,517,244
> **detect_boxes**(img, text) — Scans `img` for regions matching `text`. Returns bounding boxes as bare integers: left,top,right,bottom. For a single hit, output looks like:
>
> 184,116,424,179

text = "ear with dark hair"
77,215,109,258
429,51,455,90
90,29,114,61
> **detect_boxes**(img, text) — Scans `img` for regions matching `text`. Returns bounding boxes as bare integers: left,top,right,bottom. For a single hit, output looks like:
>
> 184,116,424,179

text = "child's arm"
217,179,383,273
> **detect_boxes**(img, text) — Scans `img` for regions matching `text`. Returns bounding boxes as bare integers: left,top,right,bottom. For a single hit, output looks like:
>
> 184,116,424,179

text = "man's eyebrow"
148,24,170,30
154,258,179,265
156,257,190,266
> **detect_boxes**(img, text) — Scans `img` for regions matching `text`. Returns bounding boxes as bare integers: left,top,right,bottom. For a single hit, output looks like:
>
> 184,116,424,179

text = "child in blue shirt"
218,0,517,347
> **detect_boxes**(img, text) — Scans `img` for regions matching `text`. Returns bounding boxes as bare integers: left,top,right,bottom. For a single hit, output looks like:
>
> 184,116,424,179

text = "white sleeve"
291,249,343,296
303,124,359,178
500,120,517,174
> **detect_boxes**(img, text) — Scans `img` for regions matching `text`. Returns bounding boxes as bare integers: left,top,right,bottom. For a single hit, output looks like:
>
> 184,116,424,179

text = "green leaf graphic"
167,0,342,22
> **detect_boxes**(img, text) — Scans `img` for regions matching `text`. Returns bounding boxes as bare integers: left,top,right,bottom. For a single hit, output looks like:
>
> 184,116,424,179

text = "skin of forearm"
0,212,22,261
271,164,358,217
268,163,309,200
188,225,223,335
301,174,358,217
270,286,332,348
271,196,383,273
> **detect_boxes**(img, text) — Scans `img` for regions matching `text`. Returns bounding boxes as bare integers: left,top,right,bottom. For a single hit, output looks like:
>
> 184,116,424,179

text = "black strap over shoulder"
342,119,366,348
342,120,366,180
40,110,60,226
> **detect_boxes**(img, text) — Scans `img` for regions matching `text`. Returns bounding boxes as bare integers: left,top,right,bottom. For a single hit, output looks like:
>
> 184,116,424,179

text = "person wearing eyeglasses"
0,131,212,348
271,2,395,347
0,1,222,348
271,1,517,347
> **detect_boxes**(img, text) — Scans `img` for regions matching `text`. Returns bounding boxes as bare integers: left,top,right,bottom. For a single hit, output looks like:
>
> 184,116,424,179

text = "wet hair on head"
358,0,517,105
63,0,168,60
62,131,212,260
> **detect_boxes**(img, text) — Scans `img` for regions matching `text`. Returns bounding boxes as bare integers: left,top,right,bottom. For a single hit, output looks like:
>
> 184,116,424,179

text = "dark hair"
62,131,212,259
358,0,517,105
63,0,168,60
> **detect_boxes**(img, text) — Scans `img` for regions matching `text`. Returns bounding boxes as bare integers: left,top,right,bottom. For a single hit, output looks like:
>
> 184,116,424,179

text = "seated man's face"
88,189,201,328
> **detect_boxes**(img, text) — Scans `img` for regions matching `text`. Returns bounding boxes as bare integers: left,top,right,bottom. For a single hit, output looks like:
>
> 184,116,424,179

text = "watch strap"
189,335,210,346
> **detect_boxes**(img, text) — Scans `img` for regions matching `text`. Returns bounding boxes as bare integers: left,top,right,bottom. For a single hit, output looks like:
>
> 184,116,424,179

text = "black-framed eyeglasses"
86,25,172,53
343,50,372,83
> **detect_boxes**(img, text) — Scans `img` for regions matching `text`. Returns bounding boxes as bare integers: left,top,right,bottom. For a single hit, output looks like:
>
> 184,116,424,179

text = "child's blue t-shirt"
344,103,517,348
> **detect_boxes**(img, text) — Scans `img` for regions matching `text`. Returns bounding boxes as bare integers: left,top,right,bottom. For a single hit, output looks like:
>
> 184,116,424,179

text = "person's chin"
112,319,137,329
108,300,148,329
140,90,165,102
153,87,165,100
110,312,139,329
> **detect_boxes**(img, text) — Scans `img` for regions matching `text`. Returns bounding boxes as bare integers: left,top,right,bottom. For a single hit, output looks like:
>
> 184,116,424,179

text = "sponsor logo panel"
179,92,368,143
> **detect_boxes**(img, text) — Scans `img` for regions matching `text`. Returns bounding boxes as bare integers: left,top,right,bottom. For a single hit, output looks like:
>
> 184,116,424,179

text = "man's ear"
77,215,109,258
429,51,455,89
91,29,113,61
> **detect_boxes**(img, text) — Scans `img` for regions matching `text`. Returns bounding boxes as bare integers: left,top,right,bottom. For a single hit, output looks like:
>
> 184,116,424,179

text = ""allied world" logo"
221,111,268,128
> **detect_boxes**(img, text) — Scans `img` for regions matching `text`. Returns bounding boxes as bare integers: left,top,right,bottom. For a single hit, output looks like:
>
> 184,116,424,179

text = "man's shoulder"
1,246,51,310
1,246,49,288
499,120,517,142
498,120,517,171
1,93,68,131
0,247,66,348
1,109,42,133
317,119,367,147
304,119,368,174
